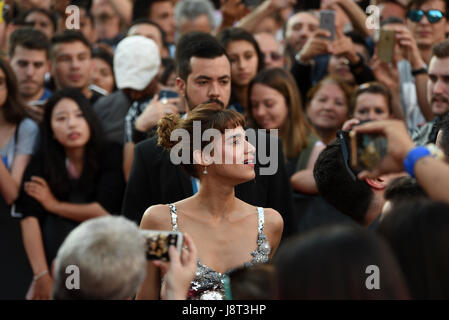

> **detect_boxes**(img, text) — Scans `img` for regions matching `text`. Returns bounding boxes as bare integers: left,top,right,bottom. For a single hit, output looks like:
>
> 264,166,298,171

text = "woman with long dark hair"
0,58,39,299
217,28,264,114
15,88,125,300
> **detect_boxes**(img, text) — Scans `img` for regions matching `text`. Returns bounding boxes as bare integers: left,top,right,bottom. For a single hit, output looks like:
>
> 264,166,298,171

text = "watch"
411,67,428,77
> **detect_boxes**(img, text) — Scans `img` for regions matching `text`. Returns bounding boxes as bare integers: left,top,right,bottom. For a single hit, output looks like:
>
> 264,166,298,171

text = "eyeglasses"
337,130,357,182
407,9,446,23
262,52,282,61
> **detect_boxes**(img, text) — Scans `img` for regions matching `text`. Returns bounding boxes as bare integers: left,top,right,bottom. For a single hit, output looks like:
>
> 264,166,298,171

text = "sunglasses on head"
407,9,446,23
262,52,282,61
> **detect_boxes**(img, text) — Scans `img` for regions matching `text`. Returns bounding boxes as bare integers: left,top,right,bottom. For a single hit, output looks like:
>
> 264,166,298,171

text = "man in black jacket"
122,32,297,239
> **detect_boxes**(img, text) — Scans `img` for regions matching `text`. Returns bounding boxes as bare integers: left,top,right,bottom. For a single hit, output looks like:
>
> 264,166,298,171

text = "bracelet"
403,144,443,178
411,67,427,77
33,269,49,281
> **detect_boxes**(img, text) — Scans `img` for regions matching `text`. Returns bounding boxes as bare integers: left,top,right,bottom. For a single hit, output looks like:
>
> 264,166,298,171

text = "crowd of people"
2,0,449,300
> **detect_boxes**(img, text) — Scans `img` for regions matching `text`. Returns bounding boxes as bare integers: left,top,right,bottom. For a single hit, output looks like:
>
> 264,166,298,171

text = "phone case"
320,10,335,41
378,29,395,63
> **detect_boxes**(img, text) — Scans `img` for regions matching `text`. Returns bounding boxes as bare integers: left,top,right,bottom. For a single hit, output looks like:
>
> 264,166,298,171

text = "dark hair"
352,82,393,116
9,27,50,59
40,88,103,199
51,30,92,61
377,200,449,299
160,58,175,86
380,16,405,26
157,103,245,178
228,264,277,300
217,27,264,72
313,135,373,224
384,176,427,205
175,32,229,81
407,0,449,15
22,8,58,32
345,31,372,58
132,0,171,21
92,46,116,91
432,39,449,59
274,225,409,299
0,58,27,125
248,68,313,159
437,113,449,156
129,18,167,47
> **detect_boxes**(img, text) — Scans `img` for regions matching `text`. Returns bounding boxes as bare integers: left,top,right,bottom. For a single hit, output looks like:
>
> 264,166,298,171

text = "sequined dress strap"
168,204,178,232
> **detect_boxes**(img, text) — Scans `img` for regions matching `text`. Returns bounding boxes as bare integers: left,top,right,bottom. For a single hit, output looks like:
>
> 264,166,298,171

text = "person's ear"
365,177,386,190
192,149,213,166
176,77,186,98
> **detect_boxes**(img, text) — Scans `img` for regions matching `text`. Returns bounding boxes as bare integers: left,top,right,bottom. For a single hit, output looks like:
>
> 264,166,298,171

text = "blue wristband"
403,146,431,178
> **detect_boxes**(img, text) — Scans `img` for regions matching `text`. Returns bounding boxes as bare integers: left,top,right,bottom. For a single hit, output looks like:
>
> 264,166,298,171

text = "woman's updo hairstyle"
157,103,245,178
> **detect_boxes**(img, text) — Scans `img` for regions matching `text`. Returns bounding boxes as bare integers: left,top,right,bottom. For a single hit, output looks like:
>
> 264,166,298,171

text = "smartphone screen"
141,230,183,261
319,10,335,41
350,131,387,171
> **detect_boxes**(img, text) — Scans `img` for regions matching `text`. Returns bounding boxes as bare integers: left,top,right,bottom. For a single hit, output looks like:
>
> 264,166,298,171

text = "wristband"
411,67,427,77
403,144,443,178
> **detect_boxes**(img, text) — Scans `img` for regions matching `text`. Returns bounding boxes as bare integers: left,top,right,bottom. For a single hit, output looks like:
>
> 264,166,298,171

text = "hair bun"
157,113,181,150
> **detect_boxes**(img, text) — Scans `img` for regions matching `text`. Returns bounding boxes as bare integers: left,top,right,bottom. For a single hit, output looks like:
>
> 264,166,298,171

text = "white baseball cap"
114,36,161,91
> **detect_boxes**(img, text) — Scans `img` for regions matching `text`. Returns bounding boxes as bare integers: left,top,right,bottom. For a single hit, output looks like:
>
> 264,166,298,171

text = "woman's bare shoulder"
140,204,173,230
262,208,284,230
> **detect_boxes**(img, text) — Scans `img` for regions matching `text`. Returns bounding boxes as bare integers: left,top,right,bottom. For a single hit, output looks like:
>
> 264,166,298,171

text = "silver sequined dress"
168,204,271,300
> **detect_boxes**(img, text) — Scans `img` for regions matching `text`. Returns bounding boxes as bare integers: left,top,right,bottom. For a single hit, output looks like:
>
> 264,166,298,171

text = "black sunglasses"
407,9,446,23
337,130,357,182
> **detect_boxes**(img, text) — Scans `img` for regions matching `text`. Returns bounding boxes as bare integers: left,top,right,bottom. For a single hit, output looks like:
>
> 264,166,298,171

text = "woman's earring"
203,166,208,175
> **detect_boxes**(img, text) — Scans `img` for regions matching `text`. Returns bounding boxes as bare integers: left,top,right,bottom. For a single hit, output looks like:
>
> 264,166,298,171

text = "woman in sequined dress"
136,103,284,300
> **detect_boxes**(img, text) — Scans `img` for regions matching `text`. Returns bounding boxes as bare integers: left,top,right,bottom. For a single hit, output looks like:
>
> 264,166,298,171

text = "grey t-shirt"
0,118,39,170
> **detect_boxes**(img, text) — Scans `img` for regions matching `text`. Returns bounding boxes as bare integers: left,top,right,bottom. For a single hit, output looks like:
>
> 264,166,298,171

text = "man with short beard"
413,40,449,144
9,27,51,123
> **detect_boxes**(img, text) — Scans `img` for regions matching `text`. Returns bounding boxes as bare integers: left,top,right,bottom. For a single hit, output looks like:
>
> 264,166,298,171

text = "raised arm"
354,120,449,203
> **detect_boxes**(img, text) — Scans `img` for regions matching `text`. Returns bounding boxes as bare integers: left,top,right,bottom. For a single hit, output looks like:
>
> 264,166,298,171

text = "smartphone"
159,89,179,99
295,0,320,11
350,131,388,171
140,230,184,262
242,0,263,8
377,29,395,63
319,10,335,41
